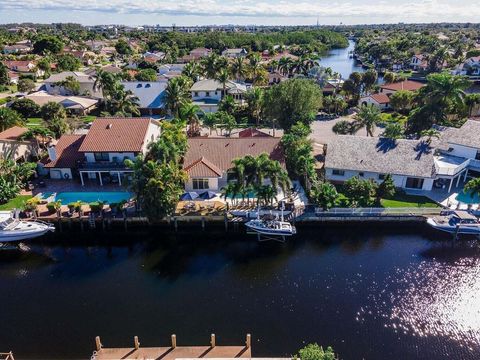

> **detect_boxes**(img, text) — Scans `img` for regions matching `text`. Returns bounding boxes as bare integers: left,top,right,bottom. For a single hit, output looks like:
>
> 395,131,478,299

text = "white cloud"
0,0,479,21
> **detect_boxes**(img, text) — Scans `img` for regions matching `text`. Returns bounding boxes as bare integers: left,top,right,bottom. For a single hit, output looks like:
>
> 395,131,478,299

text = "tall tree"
354,104,381,137
0,108,24,132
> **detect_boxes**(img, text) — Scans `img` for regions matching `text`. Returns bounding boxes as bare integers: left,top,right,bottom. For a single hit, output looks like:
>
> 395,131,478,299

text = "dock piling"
134,336,140,350
171,334,177,348
95,336,102,351
246,334,251,348
210,334,216,348
201,217,205,230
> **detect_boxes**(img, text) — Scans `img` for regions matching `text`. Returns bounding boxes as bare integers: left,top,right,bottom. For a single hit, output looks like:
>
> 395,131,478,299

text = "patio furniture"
180,192,199,201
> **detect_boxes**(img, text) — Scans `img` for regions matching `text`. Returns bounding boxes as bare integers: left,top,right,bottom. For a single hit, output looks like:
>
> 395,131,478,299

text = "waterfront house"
44,71,102,98
325,135,436,191
44,118,161,185
453,56,480,76
183,138,285,192
191,79,248,113
21,91,99,115
359,93,391,110
221,48,248,58
379,80,424,96
121,81,167,115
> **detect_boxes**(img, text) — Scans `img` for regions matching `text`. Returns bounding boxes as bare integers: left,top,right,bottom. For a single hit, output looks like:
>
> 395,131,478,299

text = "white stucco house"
359,93,390,110
44,71,103,98
44,117,161,185
190,79,248,113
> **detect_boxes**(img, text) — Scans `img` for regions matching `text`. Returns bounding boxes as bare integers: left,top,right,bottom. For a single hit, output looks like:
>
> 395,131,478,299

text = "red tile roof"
45,135,85,168
0,126,28,140
238,128,272,138
78,118,153,153
370,93,390,104
380,80,424,92
184,138,285,177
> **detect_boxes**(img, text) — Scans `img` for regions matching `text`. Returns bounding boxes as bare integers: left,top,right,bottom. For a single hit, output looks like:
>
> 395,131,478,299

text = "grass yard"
0,195,32,211
380,194,439,208
26,118,44,127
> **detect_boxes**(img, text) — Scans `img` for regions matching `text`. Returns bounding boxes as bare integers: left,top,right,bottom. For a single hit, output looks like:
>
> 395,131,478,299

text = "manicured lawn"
380,194,439,208
26,118,44,126
0,195,32,210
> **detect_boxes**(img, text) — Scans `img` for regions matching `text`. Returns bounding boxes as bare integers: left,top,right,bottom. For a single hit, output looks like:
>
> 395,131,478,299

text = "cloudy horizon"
0,0,479,27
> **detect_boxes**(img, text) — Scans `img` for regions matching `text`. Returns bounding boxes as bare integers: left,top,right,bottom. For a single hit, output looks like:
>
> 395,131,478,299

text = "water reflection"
362,243,480,349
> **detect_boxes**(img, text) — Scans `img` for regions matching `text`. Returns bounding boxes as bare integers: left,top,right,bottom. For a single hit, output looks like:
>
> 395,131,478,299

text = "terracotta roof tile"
184,157,223,177
238,128,272,138
0,126,28,140
370,93,391,104
380,80,424,92
45,135,85,168
184,138,285,177
78,117,153,153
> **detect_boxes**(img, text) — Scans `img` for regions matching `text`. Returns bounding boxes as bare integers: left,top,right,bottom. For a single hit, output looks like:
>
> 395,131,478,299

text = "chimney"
47,144,57,162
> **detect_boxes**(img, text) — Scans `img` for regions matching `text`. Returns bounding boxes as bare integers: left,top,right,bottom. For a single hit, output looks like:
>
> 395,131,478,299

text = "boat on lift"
0,211,55,243
245,203,296,237
426,210,480,235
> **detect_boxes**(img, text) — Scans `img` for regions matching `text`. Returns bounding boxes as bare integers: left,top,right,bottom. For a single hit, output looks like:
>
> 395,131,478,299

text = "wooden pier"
92,334,252,360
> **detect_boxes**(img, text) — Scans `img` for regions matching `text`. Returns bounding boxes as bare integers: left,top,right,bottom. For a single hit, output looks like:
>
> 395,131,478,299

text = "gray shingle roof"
442,120,480,149
325,135,436,178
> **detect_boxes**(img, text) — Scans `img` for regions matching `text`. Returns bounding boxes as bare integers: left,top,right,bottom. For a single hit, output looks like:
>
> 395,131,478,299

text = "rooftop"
45,135,85,168
325,135,436,178
442,120,480,149
78,118,156,153
0,126,28,141
380,80,424,92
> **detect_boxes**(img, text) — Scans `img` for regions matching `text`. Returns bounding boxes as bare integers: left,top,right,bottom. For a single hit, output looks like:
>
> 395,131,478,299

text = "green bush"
46,200,62,213
67,201,82,212
89,201,104,213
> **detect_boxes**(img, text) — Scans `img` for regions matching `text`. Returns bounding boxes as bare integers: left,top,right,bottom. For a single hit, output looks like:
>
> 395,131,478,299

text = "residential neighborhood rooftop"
325,135,437,178
44,135,85,168
380,80,424,92
441,119,480,149
0,126,28,141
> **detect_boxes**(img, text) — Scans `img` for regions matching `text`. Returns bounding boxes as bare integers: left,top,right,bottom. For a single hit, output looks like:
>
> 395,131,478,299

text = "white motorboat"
0,211,55,242
426,210,480,235
245,219,296,236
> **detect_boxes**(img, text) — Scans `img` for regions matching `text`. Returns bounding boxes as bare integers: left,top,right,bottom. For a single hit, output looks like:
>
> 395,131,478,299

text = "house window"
359,172,364,177
94,153,109,161
136,84,142,88
193,178,209,190
145,84,151,88
332,169,345,176
406,177,424,189
476,150,480,160
194,92,198,97
205,91,210,97
447,147,454,153
378,174,386,180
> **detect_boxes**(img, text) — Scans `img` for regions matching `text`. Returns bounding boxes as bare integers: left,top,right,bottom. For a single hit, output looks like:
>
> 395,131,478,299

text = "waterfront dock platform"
93,335,252,360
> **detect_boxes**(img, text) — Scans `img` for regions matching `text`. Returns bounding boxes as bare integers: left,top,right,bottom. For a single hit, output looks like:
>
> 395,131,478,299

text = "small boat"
245,219,296,236
0,211,55,243
426,210,480,235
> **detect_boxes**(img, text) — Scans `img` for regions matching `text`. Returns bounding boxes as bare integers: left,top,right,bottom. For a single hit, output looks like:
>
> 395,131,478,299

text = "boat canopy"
453,211,478,221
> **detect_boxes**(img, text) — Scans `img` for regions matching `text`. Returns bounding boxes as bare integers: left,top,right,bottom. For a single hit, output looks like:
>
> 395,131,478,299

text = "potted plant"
23,198,40,217
88,201,104,213
46,200,62,214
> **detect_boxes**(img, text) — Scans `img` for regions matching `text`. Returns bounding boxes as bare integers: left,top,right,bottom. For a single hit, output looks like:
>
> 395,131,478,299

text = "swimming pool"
456,190,480,204
45,192,133,204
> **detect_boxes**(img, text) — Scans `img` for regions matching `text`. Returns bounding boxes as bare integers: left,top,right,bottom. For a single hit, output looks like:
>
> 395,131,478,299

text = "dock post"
171,334,177,348
246,334,251,349
95,336,102,351
80,218,84,232
124,217,128,232
210,333,216,348
224,214,228,232
201,217,205,231
134,336,140,350
174,217,178,232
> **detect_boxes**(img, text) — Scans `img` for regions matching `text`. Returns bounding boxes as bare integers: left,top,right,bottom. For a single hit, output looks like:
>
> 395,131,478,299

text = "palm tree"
179,102,202,137
465,93,480,117
244,88,264,126
108,84,140,116
215,68,230,99
182,62,203,82
0,108,24,132
93,69,116,96
218,95,237,115
247,53,263,82
464,178,480,200
230,57,247,81
201,53,220,79
165,76,192,118
19,127,54,154
420,129,440,145
278,57,292,77
354,104,381,137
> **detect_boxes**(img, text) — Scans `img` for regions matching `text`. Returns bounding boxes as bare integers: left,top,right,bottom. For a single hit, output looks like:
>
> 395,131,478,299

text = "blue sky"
0,0,479,26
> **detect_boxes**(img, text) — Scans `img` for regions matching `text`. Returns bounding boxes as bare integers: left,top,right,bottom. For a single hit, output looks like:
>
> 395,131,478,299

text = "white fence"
314,207,442,216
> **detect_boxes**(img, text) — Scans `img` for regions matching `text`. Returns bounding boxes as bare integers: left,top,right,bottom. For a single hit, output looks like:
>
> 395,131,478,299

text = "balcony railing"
469,158,480,170
77,161,129,171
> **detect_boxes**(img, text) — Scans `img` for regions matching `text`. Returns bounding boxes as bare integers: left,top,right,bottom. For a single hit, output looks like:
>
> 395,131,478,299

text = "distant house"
453,56,480,76
2,60,43,78
143,51,165,63
121,81,167,115
268,71,288,85
359,93,391,110
221,48,248,58
325,135,436,191
181,48,212,63
410,54,428,71
22,91,99,115
7,71,20,85
183,138,285,191
44,71,102,98
379,80,424,95
190,79,248,113
85,64,123,76
2,44,32,55
322,79,344,95
0,126,36,161
44,118,161,184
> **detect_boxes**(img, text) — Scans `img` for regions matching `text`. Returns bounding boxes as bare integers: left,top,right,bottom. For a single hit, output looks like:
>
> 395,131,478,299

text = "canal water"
1,225,480,360
319,40,365,80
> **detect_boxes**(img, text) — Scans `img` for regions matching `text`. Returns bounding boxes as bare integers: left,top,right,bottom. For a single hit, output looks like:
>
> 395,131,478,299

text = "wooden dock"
93,334,252,360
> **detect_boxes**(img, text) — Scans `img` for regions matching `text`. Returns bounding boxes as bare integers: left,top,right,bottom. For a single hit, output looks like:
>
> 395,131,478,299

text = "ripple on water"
360,257,480,350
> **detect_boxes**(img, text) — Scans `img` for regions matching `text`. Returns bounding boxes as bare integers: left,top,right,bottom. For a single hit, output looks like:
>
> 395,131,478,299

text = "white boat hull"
426,218,480,235
245,221,296,236
0,221,55,243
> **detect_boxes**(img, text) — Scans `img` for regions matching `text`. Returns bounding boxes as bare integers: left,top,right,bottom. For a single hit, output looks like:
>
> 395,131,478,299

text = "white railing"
435,158,470,176
314,207,442,216
469,158,480,170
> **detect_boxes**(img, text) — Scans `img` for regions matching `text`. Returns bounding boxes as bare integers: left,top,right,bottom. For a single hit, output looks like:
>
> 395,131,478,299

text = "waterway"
319,40,364,80
1,225,480,359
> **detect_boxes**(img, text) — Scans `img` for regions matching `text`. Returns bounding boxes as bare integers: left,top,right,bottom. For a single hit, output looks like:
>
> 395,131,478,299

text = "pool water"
52,191,132,204
456,190,480,204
